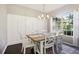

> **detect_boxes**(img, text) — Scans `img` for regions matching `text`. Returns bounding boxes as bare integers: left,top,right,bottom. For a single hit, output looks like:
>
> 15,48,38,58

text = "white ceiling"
19,4,66,13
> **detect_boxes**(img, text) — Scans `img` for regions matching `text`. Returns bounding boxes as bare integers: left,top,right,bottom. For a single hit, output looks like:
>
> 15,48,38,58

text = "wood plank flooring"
4,43,79,54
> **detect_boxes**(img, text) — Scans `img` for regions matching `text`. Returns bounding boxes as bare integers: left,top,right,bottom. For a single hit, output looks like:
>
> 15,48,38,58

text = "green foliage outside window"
53,14,73,36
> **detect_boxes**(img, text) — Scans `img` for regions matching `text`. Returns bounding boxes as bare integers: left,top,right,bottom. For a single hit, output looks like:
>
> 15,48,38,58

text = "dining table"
26,33,57,54
26,34,45,54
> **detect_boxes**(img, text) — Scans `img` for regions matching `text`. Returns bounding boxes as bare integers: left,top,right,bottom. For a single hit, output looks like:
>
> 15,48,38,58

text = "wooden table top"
26,34,45,42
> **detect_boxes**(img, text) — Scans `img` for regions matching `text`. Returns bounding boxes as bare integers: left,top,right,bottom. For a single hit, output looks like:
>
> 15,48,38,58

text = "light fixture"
38,4,50,19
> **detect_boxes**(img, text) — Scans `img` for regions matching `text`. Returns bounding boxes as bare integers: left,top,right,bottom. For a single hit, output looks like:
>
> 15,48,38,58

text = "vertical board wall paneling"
7,14,47,45
0,5,7,53
7,14,20,45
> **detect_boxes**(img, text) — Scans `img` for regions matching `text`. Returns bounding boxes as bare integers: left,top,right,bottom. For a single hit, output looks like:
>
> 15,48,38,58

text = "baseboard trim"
63,42,73,46
63,42,79,49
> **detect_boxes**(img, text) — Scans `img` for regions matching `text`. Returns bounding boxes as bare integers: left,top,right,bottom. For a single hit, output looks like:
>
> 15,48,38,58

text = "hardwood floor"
4,43,35,54
4,43,22,54
60,43,79,54
4,43,79,54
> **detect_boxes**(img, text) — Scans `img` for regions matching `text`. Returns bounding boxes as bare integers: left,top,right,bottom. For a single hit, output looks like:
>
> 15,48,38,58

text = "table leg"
34,42,36,54
40,41,44,54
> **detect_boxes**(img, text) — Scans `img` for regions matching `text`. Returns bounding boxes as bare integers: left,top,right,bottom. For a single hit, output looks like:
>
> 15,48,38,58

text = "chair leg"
56,43,58,53
21,46,23,53
44,48,46,54
52,46,55,54
23,48,26,54
34,46,36,54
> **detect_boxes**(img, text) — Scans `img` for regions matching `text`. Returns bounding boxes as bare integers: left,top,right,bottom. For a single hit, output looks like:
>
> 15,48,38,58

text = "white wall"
0,5,7,53
0,4,48,53
7,14,47,45
73,10,79,46
49,17,60,33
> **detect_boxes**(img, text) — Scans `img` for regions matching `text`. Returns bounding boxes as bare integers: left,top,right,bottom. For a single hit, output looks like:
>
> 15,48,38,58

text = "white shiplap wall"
7,14,47,45
0,5,7,53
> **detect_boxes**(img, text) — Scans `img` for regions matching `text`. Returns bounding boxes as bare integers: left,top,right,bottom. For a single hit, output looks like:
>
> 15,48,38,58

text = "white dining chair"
44,33,56,54
56,31,63,53
20,33,36,54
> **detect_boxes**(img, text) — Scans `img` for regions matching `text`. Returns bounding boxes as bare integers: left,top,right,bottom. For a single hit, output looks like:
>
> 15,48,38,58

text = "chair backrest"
56,31,63,44
20,32,32,45
44,33,56,45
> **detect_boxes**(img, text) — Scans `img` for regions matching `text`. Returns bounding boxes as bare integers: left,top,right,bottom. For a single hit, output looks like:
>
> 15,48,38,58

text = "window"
52,13,73,36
